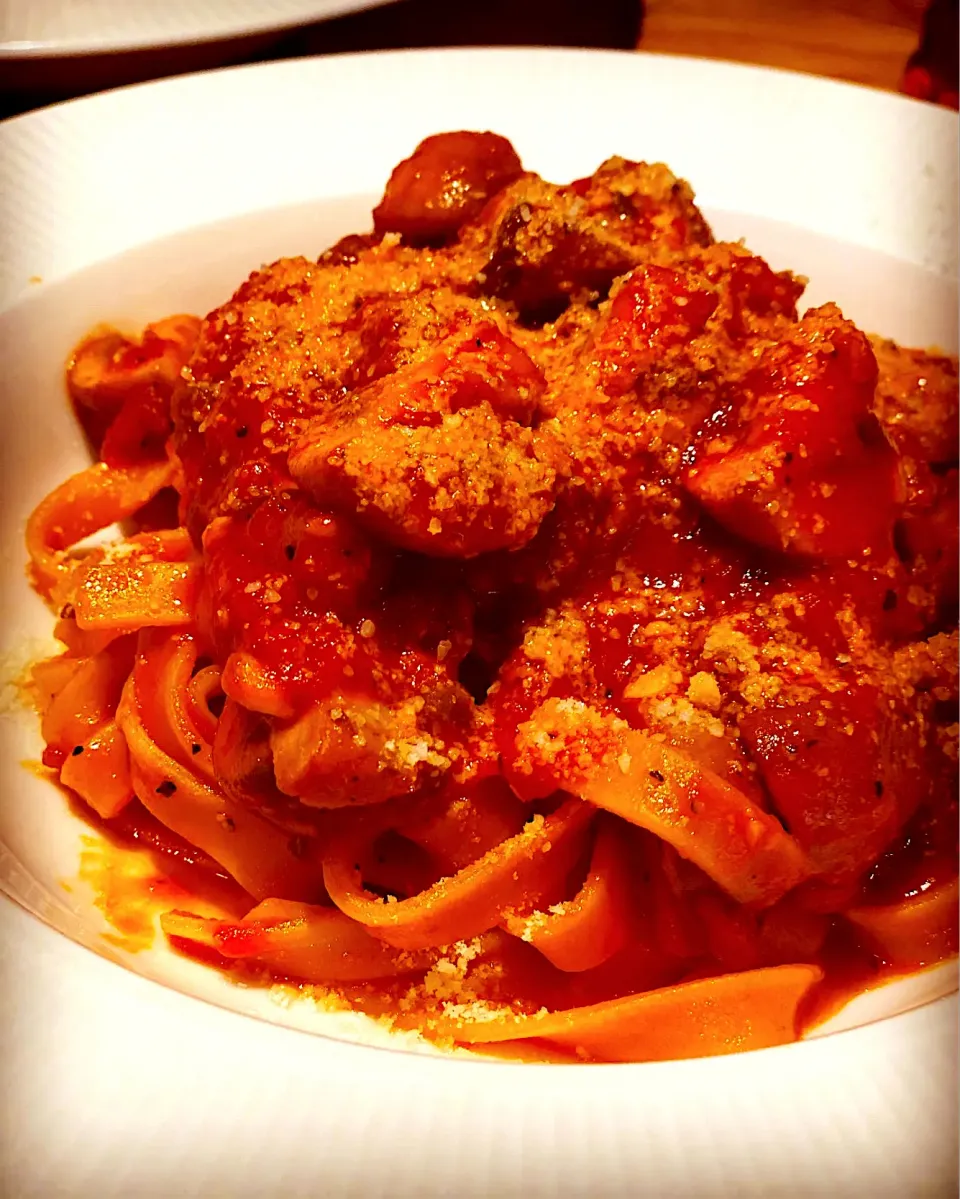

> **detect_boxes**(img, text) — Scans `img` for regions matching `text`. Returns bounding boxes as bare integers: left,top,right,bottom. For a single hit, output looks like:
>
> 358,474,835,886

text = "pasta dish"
25,132,958,1063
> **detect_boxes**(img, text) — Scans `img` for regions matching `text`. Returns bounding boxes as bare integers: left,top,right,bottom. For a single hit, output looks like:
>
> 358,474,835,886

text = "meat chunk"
895,465,959,619
170,248,480,540
270,687,468,809
471,158,713,315
290,319,559,557
684,304,899,558
740,684,926,886
593,243,804,401
372,131,524,246
870,335,959,465
593,261,720,399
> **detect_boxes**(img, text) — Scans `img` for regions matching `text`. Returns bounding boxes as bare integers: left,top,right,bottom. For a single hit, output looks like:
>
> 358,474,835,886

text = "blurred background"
1,0,957,118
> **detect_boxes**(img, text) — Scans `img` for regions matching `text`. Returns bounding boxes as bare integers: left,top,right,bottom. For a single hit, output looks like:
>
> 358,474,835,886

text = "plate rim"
0,0,396,60
5,44,960,116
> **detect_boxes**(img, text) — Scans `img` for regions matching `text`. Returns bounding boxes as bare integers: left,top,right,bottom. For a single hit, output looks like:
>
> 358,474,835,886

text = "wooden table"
293,0,926,93
640,0,925,92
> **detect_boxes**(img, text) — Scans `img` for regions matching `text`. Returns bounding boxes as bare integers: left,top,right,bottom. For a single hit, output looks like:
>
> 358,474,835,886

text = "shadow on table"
2,0,644,119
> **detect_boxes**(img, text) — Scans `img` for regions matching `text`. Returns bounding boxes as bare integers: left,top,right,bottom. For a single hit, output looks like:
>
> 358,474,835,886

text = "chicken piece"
373,131,524,246
171,247,480,540
269,687,468,809
572,156,714,249
870,335,959,465
739,683,927,887
526,243,806,511
290,317,559,557
318,233,379,267
895,465,959,620
212,698,323,837
707,246,807,340
468,158,713,316
202,494,479,811
684,303,899,558
591,243,804,399
593,261,719,399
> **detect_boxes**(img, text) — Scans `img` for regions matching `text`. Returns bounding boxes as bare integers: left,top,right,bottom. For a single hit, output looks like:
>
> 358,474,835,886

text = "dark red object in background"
901,0,959,107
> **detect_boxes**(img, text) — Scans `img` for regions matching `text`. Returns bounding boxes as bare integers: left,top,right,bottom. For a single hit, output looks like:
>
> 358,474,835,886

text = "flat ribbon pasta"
162,898,435,981
421,964,823,1062
512,698,811,907
59,718,133,820
323,798,595,951
502,813,635,972
845,878,959,967
69,529,200,632
116,629,325,903
27,460,176,599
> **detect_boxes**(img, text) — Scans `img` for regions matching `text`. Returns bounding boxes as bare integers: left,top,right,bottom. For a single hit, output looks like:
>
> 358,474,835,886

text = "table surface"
0,0,931,120
641,0,924,91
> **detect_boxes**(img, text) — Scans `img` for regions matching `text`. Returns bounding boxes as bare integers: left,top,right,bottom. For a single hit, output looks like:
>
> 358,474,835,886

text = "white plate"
0,48,957,1198
0,0,394,58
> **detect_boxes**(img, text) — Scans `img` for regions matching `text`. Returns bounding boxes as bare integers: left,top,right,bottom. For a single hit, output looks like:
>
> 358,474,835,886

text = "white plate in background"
0,0,395,58
0,48,957,1198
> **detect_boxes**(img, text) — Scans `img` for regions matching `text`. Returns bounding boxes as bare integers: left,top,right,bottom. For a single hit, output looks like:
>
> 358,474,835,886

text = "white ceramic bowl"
0,48,956,1198
0,0,395,57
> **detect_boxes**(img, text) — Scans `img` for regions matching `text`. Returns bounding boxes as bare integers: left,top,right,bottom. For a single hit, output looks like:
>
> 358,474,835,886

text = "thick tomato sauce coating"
167,133,956,938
